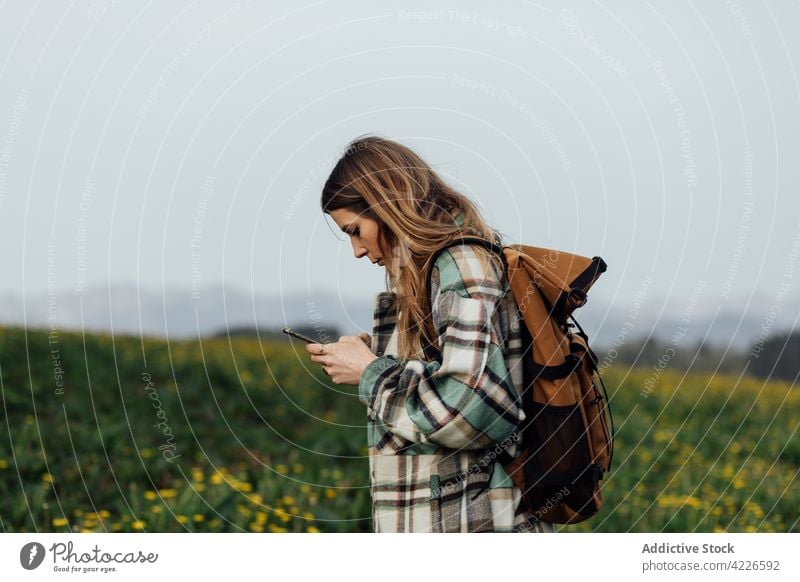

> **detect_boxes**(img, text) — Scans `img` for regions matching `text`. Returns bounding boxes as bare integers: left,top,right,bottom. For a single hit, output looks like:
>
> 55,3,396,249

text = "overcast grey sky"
1,0,798,336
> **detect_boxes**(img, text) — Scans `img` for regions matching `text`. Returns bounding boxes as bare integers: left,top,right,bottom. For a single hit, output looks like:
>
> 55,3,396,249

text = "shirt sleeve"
357,245,524,450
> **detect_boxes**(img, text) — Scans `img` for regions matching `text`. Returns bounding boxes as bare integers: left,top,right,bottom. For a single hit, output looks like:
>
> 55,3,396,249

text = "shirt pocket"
429,451,495,533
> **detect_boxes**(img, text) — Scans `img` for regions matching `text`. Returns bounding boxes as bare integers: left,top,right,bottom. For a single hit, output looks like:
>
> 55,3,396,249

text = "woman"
306,135,555,533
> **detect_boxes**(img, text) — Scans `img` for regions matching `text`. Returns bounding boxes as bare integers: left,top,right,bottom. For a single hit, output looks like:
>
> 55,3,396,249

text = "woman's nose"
351,240,368,259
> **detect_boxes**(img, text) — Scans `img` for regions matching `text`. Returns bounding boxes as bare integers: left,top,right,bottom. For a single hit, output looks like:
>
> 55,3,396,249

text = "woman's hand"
306,334,377,385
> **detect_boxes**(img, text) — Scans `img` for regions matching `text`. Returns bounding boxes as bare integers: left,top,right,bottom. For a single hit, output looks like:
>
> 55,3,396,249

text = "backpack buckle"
567,287,587,308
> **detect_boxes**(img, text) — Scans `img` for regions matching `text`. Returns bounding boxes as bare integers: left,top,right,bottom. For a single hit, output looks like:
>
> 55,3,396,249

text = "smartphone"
282,327,317,344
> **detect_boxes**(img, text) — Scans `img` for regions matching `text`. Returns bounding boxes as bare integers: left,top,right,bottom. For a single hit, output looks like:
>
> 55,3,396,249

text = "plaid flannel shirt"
358,231,557,533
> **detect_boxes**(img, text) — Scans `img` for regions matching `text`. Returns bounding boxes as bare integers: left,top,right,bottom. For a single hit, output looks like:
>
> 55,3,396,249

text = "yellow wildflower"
683,495,703,509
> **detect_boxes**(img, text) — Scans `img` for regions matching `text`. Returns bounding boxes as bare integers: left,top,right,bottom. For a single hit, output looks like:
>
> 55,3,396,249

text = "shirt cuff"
358,355,402,408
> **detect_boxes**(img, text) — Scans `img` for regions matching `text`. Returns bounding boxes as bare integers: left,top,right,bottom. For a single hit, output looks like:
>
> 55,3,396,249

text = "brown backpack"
423,237,614,526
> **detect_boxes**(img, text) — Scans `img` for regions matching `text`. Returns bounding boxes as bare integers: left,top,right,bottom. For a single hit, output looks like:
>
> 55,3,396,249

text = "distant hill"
0,283,368,341
609,331,799,385
211,325,340,344
0,283,797,365
749,332,800,382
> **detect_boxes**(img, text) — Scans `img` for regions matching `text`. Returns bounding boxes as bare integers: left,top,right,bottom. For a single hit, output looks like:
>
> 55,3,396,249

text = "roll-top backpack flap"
505,250,582,407
505,245,606,322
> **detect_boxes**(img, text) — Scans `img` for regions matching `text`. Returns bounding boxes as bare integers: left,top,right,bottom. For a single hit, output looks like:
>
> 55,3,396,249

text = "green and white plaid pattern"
358,240,557,533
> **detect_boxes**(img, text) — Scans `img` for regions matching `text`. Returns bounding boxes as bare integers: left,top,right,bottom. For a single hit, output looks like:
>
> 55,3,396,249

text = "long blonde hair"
321,134,504,360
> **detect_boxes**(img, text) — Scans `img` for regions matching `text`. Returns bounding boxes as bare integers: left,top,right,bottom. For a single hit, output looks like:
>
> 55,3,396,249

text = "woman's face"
329,208,389,267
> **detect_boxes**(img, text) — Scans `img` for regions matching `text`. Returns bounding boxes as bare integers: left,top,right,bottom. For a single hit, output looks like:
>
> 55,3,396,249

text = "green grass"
0,325,797,532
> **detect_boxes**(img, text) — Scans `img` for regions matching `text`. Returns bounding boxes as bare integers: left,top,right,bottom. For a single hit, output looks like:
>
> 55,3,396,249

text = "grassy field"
0,325,797,533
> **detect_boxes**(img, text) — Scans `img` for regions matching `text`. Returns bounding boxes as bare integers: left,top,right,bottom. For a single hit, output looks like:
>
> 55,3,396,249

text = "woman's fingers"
307,343,333,367
306,343,334,365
